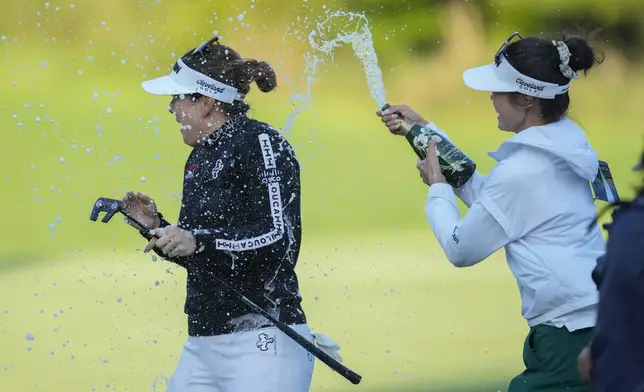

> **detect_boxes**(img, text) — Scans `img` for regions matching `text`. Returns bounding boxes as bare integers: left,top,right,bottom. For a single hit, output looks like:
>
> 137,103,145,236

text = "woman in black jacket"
120,36,337,392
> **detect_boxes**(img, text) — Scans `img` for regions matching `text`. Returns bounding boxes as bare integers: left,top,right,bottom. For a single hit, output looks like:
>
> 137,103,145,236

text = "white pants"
167,324,315,392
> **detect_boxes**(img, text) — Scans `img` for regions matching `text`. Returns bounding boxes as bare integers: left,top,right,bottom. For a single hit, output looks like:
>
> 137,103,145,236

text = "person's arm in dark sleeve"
191,130,295,256
591,208,644,391
591,209,624,287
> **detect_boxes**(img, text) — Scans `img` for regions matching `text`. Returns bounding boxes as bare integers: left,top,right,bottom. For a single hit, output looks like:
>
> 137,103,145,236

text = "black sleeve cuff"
138,212,172,240
192,231,206,254
158,212,172,228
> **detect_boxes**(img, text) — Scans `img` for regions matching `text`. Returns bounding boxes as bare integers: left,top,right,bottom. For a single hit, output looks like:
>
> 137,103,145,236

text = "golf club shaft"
122,212,153,233
197,267,362,385
120,210,361,384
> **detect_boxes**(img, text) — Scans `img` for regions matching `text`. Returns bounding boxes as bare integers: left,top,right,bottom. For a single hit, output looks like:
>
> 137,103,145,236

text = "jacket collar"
205,114,249,145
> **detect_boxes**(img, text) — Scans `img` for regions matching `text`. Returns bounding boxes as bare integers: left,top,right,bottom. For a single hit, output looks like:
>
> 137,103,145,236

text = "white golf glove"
312,332,342,362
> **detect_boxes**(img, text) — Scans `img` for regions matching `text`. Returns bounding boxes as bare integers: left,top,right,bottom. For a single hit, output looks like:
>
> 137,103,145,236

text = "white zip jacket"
425,118,605,329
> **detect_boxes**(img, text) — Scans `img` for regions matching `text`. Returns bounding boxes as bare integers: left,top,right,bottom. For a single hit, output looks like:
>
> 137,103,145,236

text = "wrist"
430,179,447,186
191,230,204,254
428,182,454,198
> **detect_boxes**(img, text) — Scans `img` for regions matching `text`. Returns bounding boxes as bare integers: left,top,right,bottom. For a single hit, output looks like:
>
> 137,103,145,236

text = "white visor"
462,54,570,99
141,58,244,104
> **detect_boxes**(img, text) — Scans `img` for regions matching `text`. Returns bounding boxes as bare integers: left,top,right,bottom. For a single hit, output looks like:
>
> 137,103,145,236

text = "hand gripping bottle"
382,103,476,188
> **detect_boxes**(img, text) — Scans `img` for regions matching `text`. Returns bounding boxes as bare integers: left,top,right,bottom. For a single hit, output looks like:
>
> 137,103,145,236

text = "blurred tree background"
1,1,642,391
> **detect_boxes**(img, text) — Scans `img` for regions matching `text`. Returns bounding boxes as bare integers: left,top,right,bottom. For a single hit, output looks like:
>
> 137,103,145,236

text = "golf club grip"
237,295,361,384
272,317,361,384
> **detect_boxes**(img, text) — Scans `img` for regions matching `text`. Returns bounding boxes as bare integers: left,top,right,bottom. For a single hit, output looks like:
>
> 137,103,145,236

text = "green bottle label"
406,124,476,188
380,103,476,188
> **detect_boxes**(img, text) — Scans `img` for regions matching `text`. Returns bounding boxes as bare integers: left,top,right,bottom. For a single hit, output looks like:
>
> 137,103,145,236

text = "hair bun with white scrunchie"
552,41,579,80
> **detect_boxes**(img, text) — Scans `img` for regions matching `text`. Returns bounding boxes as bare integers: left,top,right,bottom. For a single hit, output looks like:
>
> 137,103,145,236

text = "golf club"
89,197,362,385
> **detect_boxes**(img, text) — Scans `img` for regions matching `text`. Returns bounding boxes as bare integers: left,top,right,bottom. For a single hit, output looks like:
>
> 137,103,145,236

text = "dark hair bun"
242,59,277,93
561,34,604,74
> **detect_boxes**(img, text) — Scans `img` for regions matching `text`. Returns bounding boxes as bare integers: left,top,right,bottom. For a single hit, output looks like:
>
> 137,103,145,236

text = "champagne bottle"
382,103,476,188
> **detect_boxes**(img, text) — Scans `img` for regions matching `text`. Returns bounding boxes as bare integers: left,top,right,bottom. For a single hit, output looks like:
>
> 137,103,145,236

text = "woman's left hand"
144,225,196,258
416,140,447,186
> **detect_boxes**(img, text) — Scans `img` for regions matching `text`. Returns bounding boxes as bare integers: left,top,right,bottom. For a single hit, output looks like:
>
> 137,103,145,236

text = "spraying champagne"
382,103,476,188
304,13,476,188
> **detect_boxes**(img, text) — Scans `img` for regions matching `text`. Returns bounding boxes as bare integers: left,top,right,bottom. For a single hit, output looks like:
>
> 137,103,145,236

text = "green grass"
0,230,525,392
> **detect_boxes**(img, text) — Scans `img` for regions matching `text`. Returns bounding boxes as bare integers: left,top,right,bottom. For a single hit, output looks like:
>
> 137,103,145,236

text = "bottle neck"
396,119,414,136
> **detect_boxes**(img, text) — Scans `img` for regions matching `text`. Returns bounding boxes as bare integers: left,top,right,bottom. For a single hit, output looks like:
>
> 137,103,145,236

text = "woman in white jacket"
377,32,609,392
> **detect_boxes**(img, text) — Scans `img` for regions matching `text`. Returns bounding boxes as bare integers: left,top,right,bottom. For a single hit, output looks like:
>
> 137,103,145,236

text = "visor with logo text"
462,54,570,99
141,58,245,104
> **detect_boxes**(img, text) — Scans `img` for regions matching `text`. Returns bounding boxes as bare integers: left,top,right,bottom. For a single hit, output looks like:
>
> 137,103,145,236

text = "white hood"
488,118,599,181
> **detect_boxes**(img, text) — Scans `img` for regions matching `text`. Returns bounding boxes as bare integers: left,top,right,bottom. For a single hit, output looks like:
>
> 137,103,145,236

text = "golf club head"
90,197,125,223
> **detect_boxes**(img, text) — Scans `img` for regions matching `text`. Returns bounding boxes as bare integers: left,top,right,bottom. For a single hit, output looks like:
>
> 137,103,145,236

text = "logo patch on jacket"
261,169,282,184
211,159,224,180
185,163,199,180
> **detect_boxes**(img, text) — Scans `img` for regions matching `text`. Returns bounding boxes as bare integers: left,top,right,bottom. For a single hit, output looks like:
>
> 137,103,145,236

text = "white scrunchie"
552,40,579,80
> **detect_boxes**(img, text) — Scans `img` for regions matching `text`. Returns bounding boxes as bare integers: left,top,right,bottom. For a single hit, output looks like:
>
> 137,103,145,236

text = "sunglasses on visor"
192,36,220,60
494,32,523,66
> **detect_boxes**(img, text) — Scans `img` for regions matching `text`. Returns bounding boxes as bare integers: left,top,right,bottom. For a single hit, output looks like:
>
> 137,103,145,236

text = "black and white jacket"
144,115,307,336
